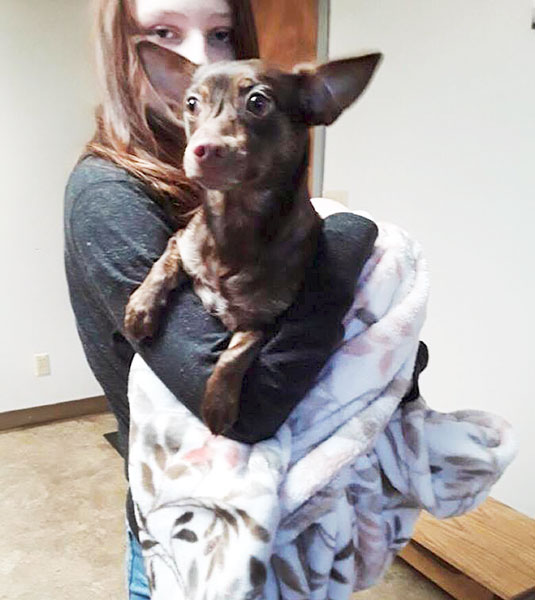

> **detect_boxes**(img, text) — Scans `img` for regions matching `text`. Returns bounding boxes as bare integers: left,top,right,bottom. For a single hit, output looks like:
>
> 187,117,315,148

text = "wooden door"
251,0,318,68
251,0,320,191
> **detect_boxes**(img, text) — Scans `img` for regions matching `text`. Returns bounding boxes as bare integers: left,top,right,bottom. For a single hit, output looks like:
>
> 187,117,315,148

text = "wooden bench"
399,497,535,600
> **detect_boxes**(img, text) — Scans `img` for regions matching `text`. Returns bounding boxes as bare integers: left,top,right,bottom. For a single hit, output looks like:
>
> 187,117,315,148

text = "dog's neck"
201,147,316,264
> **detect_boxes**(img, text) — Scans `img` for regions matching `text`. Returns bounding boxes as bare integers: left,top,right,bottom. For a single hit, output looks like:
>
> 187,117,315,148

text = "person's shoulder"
65,155,142,203
64,154,175,256
64,155,162,230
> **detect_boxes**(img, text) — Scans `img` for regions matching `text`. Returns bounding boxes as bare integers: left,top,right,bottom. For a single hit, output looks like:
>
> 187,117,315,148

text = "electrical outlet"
34,354,51,377
322,189,349,206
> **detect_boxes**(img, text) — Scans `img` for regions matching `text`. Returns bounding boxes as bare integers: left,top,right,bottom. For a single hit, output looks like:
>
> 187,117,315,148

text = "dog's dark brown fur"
124,43,381,434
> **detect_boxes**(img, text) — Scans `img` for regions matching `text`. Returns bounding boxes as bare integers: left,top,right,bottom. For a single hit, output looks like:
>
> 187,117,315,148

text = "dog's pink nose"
193,144,226,161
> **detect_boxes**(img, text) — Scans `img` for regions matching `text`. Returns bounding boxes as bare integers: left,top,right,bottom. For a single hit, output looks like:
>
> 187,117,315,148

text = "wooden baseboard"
0,396,109,432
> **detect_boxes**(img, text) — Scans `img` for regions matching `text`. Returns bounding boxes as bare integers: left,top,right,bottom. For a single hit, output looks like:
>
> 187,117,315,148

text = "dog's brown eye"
246,93,271,117
186,97,199,114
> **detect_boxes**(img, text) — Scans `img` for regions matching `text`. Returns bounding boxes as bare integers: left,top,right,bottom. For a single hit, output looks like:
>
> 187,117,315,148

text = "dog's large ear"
137,41,197,107
296,53,382,126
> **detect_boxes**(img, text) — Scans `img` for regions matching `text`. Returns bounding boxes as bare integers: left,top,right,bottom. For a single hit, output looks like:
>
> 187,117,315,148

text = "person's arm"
70,180,413,444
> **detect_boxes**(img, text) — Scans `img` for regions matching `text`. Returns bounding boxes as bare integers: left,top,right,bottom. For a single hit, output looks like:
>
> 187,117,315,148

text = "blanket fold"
128,221,517,600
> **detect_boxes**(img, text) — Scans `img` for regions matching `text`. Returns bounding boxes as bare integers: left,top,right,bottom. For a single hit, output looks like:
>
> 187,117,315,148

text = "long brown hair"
86,0,260,225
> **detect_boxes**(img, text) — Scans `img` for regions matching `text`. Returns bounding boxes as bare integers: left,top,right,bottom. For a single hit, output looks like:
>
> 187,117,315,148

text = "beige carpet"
0,413,453,600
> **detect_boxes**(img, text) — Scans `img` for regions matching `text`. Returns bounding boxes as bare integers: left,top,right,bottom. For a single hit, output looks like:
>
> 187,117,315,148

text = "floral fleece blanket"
128,221,517,600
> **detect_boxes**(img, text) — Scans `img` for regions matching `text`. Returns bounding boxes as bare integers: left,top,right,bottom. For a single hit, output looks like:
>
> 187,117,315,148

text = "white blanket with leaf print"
127,220,517,600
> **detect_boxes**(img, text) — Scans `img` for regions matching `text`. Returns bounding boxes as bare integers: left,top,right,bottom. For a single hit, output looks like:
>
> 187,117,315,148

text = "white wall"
325,0,535,517
1,0,103,411
2,0,533,518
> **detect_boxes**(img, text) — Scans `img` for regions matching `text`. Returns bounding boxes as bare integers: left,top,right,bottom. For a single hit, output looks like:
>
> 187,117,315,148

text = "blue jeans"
126,524,151,599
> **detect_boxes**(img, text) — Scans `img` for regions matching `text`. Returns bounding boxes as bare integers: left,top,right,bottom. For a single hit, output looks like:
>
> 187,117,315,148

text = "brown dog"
124,42,381,434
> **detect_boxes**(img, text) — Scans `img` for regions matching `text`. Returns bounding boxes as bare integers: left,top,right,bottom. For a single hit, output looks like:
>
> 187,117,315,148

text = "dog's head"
138,42,382,191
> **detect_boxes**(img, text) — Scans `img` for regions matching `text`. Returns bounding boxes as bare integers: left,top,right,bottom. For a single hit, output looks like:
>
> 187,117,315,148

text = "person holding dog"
64,0,428,597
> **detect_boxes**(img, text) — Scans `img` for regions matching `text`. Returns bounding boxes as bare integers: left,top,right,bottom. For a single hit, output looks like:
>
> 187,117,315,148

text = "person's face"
133,0,235,65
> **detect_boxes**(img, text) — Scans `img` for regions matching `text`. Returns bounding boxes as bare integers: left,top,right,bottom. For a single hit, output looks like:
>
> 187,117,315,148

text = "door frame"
311,0,330,197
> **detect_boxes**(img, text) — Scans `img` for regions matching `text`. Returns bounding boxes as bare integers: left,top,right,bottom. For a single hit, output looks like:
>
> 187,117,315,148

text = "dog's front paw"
201,378,240,435
124,290,160,341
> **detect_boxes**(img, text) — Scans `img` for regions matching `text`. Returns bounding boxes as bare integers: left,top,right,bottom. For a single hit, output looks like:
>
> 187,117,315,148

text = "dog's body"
124,44,381,433
177,185,320,332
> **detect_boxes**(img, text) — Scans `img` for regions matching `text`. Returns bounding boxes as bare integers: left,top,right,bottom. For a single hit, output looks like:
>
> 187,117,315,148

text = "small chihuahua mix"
125,42,381,434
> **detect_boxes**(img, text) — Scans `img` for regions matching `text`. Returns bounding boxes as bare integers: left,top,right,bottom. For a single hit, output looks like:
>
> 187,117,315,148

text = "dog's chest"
176,214,298,331
176,222,227,319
